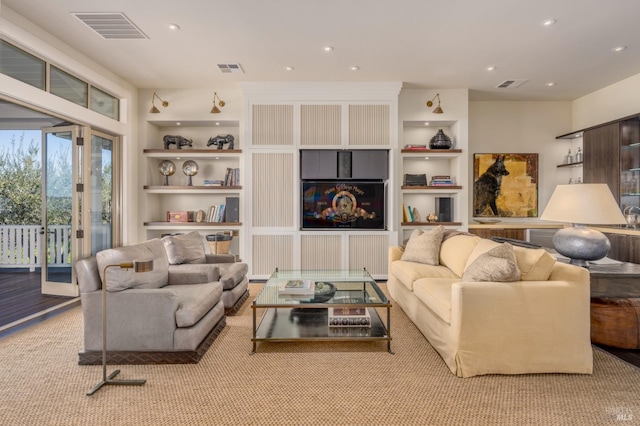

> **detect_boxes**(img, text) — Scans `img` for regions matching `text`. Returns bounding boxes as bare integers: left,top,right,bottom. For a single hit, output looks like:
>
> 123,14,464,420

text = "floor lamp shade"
540,184,626,267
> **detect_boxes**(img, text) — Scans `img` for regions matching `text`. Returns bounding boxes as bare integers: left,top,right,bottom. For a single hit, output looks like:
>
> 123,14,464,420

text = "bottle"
575,147,583,163
565,149,574,164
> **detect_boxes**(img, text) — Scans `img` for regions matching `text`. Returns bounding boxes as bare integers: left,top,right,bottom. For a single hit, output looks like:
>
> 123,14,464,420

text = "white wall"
573,72,640,131
469,101,573,220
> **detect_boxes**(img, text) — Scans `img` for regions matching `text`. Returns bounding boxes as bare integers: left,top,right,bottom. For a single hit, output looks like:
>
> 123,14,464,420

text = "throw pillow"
400,226,444,265
162,231,206,265
462,242,521,282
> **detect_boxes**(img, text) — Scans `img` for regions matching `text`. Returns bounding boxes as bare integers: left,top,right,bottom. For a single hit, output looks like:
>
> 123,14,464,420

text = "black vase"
429,129,452,149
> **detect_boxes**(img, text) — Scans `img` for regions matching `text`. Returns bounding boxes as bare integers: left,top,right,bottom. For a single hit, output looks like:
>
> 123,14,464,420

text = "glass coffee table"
251,268,393,353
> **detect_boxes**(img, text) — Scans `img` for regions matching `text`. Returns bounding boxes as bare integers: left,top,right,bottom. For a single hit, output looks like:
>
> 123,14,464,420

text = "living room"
1,1,640,425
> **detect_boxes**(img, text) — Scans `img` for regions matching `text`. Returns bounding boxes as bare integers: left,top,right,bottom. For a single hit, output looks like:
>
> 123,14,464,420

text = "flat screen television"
301,181,386,229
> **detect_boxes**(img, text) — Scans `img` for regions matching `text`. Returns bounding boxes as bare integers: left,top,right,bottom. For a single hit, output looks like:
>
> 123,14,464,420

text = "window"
50,66,88,108
90,87,119,120
0,40,45,90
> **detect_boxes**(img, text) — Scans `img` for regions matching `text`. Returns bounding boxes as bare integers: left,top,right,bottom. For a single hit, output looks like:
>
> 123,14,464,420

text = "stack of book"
403,144,428,151
204,179,224,186
328,307,371,327
403,204,415,222
224,168,240,186
278,279,315,296
429,175,455,186
207,204,226,222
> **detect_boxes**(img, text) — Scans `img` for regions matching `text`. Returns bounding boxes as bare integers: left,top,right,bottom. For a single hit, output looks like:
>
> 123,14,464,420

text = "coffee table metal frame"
251,268,393,354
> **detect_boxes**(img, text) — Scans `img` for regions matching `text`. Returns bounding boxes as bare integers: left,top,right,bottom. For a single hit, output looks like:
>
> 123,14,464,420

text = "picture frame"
473,153,538,218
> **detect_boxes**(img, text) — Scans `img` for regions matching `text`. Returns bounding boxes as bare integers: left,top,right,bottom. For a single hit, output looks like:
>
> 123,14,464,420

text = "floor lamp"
87,259,153,396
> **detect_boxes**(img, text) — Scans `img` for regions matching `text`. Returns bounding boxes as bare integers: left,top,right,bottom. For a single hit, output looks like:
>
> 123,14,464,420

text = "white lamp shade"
540,184,625,225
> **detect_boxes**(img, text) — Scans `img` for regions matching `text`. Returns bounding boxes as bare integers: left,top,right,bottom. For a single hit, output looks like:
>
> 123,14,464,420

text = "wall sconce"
426,93,444,114
149,92,169,113
211,92,226,114
86,259,154,396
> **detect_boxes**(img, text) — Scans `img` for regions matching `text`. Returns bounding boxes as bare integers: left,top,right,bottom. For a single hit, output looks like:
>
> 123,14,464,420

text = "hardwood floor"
0,270,75,329
596,344,640,369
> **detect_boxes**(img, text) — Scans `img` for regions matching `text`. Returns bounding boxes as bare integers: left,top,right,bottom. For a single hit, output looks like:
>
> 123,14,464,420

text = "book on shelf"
207,204,226,222
402,204,414,222
403,144,428,151
278,279,315,295
204,179,224,186
328,327,372,337
223,168,240,186
328,307,371,327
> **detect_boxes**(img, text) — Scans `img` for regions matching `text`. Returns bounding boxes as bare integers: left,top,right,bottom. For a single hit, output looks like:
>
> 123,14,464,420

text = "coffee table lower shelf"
251,307,392,354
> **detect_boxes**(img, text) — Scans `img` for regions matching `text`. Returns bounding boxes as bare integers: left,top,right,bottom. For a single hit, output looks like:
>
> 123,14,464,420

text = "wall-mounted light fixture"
426,93,444,114
149,92,169,113
211,92,226,114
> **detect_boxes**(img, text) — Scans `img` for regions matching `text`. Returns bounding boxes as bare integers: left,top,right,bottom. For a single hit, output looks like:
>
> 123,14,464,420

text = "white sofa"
387,228,593,378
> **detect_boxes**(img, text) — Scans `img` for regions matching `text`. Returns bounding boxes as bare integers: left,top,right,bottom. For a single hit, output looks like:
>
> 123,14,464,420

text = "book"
328,307,371,327
278,279,315,295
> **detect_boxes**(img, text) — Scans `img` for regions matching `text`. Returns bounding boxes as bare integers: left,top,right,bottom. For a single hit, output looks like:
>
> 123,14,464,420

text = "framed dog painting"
473,153,539,218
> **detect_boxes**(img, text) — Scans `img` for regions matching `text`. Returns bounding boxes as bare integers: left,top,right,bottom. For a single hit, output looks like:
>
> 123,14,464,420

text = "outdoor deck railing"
0,225,72,271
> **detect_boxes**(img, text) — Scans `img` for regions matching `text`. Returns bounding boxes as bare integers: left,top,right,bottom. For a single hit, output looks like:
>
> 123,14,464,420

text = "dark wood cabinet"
604,232,640,264
467,228,526,240
583,123,620,199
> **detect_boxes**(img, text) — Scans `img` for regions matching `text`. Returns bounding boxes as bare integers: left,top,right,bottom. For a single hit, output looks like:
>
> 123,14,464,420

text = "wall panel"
252,234,294,275
252,104,294,145
301,234,342,270
252,152,294,227
349,105,389,146
301,104,341,146
348,234,389,276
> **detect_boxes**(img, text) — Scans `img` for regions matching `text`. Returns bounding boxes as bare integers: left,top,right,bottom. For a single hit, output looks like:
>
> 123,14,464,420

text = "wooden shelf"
401,185,462,190
556,161,583,168
401,222,462,226
144,221,242,227
144,185,242,191
143,149,242,158
401,149,462,153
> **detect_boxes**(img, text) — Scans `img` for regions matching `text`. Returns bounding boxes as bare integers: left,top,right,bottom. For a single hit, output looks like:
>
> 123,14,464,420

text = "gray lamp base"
553,225,611,268
86,370,146,396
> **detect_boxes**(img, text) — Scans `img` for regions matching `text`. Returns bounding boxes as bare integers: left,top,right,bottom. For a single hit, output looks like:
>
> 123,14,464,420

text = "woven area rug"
1,283,639,425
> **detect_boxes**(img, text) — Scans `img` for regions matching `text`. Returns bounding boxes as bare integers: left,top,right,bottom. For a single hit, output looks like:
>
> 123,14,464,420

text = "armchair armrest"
168,264,220,285
205,253,235,264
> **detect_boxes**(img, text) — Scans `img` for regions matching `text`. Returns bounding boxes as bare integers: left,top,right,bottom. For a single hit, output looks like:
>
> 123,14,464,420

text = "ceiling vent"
217,64,245,74
72,12,148,39
496,79,528,89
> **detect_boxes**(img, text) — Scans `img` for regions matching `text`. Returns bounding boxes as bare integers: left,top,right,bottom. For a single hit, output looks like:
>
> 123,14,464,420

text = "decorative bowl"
308,281,336,303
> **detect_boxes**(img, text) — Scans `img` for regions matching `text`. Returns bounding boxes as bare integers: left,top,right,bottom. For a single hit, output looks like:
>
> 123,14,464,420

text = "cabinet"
142,120,243,254
555,131,584,183
619,120,640,211
399,120,466,241
583,123,620,197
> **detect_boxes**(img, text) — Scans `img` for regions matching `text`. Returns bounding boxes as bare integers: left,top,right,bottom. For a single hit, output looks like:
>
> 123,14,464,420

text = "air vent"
496,79,528,89
72,12,148,39
217,64,245,74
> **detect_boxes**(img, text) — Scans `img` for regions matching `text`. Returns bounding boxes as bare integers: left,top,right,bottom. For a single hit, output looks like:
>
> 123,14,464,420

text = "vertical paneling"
300,105,341,146
349,234,389,275
349,105,390,146
252,235,294,275
583,123,620,201
252,104,294,145
252,153,294,227
301,234,342,270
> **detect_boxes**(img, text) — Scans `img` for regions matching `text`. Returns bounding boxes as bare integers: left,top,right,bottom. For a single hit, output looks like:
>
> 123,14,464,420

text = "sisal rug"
0,283,639,426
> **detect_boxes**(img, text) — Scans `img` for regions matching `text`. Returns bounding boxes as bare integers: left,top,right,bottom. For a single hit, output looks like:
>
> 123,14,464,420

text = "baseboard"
78,316,226,365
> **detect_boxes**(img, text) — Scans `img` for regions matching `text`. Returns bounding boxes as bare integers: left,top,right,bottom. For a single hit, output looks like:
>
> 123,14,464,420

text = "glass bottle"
565,149,574,164
575,147,583,163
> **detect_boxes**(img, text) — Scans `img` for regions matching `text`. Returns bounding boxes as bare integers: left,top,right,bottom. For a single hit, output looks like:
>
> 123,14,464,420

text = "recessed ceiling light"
546,82,556,87
350,66,360,71
168,23,180,31
284,66,295,71
424,122,430,126
215,122,220,126
541,19,556,27
486,66,497,71
323,46,334,52
176,122,181,126
612,46,627,52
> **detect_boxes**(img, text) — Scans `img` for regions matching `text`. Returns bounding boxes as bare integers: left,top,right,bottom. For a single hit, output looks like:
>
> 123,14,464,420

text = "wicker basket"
206,234,232,254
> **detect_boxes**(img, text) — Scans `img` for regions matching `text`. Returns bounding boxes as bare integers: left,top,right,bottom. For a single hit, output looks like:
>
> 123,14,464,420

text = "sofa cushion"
439,235,480,277
462,243,521,282
217,262,249,290
96,239,169,292
401,226,444,265
513,246,557,281
167,282,223,328
464,238,556,281
162,231,206,265
413,278,459,324
390,260,459,291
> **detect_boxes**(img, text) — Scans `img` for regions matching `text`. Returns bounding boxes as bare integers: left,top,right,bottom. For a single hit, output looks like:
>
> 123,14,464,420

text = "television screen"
302,181,386,229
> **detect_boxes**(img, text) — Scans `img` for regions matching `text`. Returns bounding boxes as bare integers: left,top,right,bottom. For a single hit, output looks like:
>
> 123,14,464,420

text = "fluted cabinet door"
301,104,341,146
252,152,294,227
252,235,294,275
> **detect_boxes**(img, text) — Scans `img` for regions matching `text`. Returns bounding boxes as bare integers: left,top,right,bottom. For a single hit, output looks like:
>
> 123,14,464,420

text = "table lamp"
540,183,626,267
87,259,154,396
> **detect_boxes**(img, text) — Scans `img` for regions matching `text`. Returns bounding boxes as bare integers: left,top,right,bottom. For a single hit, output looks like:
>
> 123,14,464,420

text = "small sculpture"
163,135,193,149
427,213,438,223
207,134,235,150
182,160,199,186
158,160,176,186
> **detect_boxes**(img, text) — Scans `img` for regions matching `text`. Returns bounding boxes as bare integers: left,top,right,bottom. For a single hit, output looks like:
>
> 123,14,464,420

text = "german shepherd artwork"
473,154,510,216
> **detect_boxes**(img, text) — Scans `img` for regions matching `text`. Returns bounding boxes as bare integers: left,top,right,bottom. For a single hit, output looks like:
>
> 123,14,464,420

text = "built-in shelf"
144,221,241,227
401,185,462,190
401,148,462,154
143,185,242,192
401,222,462,227
143,149,242,158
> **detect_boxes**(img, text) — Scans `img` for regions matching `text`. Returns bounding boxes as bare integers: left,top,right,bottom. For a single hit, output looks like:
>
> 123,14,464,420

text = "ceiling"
4,0,640,101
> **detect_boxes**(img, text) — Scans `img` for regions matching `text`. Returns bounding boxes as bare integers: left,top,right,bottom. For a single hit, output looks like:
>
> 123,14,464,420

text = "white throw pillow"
162,231,206,265
400,226,444,265
462,242,521,282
